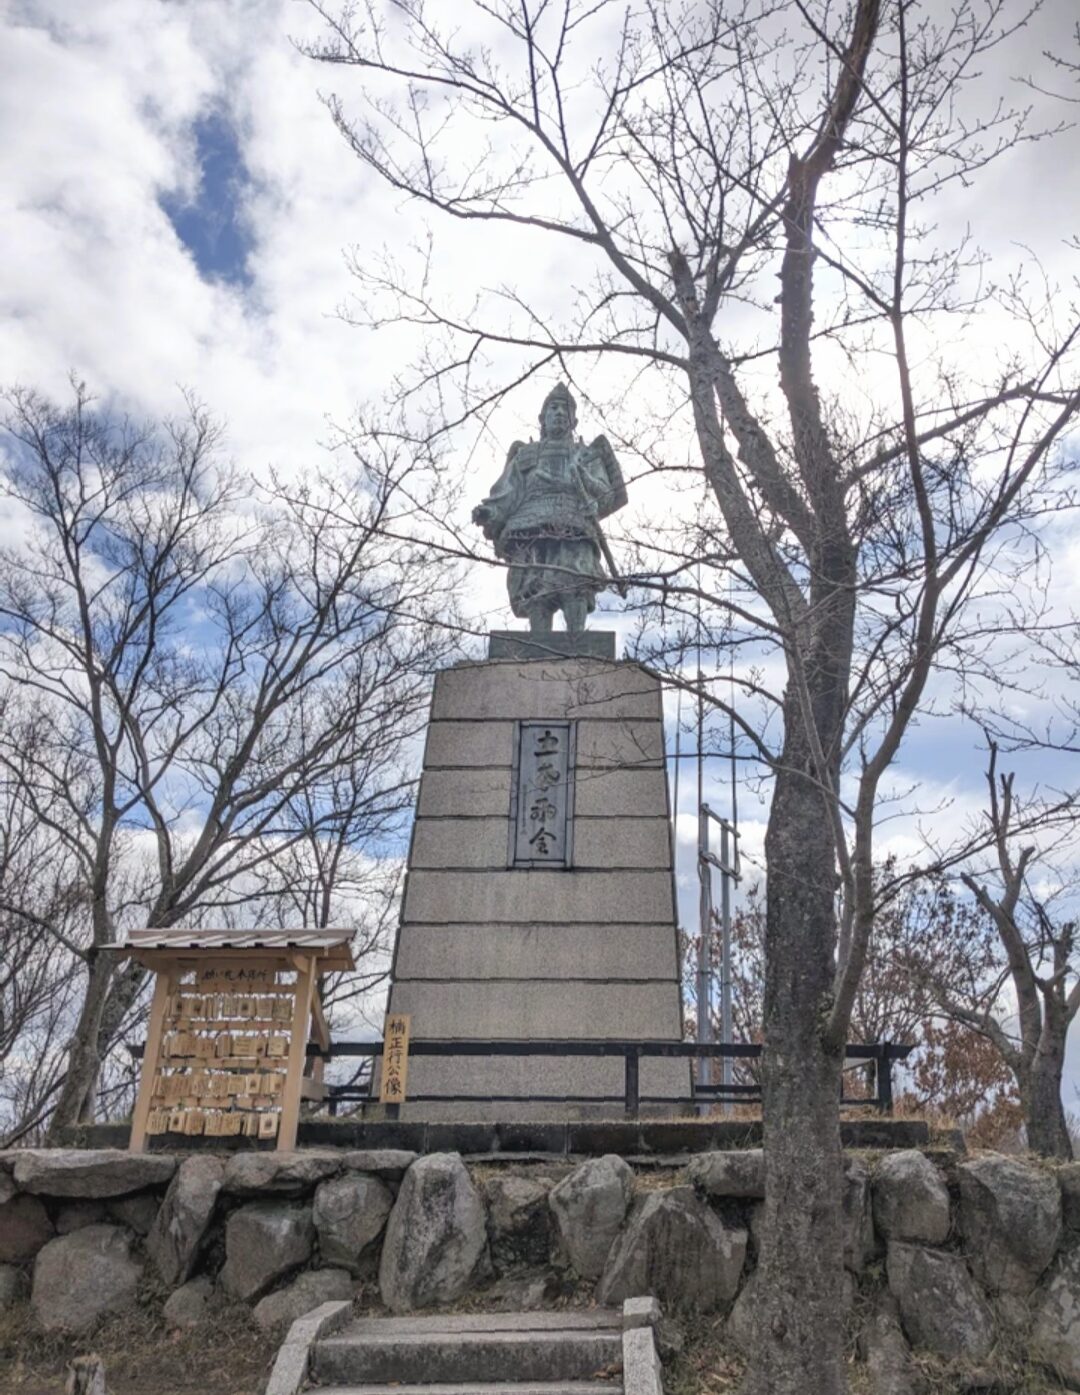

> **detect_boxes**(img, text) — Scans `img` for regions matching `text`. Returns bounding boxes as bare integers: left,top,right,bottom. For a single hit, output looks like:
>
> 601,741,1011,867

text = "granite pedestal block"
385,654,688,1118
488,629,617,660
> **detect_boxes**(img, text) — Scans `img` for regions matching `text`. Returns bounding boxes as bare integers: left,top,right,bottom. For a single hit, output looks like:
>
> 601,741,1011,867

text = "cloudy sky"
3,0,1080,1092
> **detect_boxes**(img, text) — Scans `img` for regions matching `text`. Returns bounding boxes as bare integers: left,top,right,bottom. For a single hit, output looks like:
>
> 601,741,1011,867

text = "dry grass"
907,1349,1070,1395
660,1284,1076,1395
663,1314,743,1395
0,1296,274,1395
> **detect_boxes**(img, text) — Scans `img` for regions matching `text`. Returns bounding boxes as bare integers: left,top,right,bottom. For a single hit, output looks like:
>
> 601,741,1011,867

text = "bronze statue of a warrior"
471,383,628,633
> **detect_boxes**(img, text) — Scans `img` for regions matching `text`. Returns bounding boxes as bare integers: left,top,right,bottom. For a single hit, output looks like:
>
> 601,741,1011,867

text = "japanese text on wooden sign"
379,1012,411,1104
143,964,296,1140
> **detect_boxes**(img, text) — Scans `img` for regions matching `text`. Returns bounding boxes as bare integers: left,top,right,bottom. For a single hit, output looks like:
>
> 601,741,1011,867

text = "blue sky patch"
161,109,254,287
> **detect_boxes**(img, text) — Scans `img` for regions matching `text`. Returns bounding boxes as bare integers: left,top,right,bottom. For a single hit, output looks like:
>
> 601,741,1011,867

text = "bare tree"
0,693,86,1144
702,871,1019,1117
919,747,1080,1158
302,4,1080,1388
908,1018,1023,1146
0,381,461,1137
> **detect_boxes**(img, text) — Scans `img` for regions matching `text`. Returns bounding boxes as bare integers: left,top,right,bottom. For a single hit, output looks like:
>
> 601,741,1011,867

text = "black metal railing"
129,1036,911,1119
311,1039,912,1119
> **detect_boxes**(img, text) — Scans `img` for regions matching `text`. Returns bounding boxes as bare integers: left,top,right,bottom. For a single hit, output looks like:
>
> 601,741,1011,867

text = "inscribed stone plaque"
510,720,575,867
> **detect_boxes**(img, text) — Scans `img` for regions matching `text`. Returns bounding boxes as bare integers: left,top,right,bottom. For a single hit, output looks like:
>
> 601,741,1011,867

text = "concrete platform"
64,1115,939,1154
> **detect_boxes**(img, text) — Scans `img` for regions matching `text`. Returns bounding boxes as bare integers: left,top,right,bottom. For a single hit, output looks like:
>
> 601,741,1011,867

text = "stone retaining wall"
2,1145,1079,1391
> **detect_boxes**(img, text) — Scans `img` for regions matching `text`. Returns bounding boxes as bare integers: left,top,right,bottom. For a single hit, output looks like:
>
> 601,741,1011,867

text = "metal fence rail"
129,1036,911,1119
314,1039,913,1118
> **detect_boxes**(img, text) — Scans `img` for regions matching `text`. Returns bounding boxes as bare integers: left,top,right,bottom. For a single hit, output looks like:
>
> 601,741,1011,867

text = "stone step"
338,1311,622,1334
314,1384,622,1395
313,1326,623,1386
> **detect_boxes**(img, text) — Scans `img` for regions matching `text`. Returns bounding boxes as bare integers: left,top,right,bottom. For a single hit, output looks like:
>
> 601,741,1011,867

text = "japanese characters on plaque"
511,720,575,867
143,964,294,1140
379,1012,411,1104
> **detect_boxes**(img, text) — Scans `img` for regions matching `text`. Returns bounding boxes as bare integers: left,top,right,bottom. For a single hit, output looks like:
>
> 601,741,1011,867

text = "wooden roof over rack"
117,928,355,971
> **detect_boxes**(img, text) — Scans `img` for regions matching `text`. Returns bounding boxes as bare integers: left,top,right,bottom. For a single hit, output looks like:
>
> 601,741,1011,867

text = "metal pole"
697,802,713,1099
696,643,712,1100
719,821,733,1110
672,687,682,856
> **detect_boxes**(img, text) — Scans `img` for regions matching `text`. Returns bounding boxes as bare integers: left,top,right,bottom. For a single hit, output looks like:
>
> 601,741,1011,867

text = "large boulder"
0,1194,54,1263
1031,1237,1080,1387
858,1294,925,1395
222,1150,341,1195
686,1149,764,1198
886,1241,994,1360
55,1200,108,1235
162,1275,213,1330
1060,1162,1080,1234
147,1155,225,1288
597,1186,747,1311
873,1151,951,1246
313,1173,394,1274
107,1191,160,1236
14,1149,175,1198
219,1201,315,1302
378,1152,489,1312
484,1174,554,1268
548,1154,633,1280
957,1152,1061,1294
341,1150,418,1180
31,1224,142,1334
251,1267,353,1332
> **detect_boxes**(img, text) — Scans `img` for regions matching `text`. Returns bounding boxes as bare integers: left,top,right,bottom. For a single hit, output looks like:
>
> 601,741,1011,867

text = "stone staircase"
312,1309,623,1393
266,1300,663,1395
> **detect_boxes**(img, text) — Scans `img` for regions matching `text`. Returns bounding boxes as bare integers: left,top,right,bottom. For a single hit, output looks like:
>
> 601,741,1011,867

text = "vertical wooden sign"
379,1012,411,1104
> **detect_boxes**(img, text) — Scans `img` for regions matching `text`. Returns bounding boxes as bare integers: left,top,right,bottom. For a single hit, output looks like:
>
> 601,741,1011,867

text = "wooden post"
128,963,174,1152
378,1012,411,1106
878,1043,894,1115
279,955,317,1151
310,987,331,1087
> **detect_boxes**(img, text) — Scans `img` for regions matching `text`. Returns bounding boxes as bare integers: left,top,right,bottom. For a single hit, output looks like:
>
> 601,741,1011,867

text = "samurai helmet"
539,381,578,433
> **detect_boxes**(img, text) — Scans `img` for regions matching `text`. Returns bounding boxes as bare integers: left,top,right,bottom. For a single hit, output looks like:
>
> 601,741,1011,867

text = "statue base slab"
488,629,617,660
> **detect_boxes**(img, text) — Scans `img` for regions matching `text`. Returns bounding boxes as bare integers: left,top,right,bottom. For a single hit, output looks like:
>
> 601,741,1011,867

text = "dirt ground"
3,1282,1073,1395
0,1301,271,1395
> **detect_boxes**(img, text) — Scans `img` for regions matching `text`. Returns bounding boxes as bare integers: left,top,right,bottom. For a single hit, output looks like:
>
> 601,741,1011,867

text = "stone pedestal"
384,651,688,1118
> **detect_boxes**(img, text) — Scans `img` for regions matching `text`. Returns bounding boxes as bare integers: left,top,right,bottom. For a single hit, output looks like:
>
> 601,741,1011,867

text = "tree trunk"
742,745,847,1395
46,953,116,1141
1023,1028,1073,1159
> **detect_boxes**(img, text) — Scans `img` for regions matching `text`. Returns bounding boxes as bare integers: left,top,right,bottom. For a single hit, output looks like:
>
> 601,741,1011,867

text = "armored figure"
472,383,627,633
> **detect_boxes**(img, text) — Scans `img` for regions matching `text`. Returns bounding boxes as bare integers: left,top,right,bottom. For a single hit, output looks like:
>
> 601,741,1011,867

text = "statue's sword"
568,453,628,599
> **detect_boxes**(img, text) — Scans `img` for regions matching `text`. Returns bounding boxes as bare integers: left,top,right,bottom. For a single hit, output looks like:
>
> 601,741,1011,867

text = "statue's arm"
584,435,629,519
472,441,525,538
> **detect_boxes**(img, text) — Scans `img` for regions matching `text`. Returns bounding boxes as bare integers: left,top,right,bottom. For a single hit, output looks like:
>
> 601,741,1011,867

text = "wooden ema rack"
122,930,354,1152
